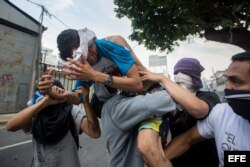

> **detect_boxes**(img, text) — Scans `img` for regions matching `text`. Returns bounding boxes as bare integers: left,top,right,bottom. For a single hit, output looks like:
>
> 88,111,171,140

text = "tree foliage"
114,0,250,52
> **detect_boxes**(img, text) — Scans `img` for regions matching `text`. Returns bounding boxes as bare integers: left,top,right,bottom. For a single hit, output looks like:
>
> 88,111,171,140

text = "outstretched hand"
63,58,96,81
139,71,165,83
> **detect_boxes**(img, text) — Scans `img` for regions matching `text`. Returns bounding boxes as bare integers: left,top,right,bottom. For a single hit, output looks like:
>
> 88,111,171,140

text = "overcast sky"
10,0,244,78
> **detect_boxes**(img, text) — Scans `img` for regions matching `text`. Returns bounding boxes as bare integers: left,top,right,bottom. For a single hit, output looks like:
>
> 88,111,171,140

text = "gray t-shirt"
101,90,176,167
32,105,84,167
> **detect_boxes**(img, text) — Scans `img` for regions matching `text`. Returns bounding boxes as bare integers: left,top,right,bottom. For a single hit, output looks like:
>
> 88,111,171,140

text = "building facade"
0,0,43,113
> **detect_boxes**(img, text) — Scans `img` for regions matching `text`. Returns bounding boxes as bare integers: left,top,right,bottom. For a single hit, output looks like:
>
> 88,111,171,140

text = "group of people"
6,27,250,167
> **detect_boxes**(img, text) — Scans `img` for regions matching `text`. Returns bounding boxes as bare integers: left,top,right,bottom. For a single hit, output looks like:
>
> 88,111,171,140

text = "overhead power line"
51,14,70,29
26,0,70,29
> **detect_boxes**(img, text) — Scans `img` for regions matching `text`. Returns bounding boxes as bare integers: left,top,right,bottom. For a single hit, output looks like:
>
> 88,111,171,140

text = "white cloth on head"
74,27,96,61
174,72,193,86
58,27,96,65
174,72,195,112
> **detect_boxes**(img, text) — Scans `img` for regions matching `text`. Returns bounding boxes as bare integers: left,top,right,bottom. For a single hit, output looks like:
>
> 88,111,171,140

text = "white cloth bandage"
174,72,193,85
58,27,96,65
174,72,196,93
75,27,96,61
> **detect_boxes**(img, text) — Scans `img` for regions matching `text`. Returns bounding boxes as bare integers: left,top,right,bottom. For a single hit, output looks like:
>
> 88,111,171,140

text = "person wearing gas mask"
139,58,220,167
159,52,250,167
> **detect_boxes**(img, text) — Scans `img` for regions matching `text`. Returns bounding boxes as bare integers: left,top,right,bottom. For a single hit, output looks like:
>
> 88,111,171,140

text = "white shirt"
197,103,250,167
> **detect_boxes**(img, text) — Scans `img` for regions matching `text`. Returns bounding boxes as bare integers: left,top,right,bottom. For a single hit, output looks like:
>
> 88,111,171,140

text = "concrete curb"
0,114,15,125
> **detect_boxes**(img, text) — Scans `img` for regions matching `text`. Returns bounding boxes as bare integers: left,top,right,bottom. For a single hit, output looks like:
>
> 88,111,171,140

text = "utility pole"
27,0,51,98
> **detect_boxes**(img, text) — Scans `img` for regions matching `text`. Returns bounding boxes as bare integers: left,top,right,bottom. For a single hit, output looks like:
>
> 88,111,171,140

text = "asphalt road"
0,127,109,167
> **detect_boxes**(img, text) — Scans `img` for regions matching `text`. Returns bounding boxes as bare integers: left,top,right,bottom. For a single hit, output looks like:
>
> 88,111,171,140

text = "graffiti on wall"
0,73,17,113
0,73,14,86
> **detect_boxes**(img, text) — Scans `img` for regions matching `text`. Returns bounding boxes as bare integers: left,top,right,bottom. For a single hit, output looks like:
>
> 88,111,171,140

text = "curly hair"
57,29,80,61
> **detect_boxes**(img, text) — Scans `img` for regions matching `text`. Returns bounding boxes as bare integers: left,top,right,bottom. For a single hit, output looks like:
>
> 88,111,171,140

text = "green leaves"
114,0,250,52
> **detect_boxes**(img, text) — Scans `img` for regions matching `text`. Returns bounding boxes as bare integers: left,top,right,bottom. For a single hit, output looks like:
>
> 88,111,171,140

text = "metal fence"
40,63,75,91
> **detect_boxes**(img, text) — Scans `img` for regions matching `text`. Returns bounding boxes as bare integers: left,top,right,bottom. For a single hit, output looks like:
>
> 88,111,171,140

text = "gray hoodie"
101,90,176,167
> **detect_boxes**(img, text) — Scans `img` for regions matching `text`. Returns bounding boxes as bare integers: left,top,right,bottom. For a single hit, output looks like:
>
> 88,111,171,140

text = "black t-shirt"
169,91,220,167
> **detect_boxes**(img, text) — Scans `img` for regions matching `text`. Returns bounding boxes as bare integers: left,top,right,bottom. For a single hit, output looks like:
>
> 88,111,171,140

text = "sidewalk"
0,113,15,127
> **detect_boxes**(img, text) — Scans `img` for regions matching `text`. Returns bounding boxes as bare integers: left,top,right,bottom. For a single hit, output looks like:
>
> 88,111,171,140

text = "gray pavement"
0,119,109,167
0,113,15,128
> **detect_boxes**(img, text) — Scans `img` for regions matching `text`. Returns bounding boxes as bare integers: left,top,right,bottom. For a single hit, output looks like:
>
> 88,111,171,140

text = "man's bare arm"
164,126,204,160
80,87,101,138
6,95,66,131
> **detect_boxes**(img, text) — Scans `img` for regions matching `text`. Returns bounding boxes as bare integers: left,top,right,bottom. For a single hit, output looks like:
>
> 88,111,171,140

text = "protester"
38,27,174,167
6,80,100,167
57,27,147,94
138,58,220,167
39,27,172,166
39,27,150,114
101,89,175,167
163,52,250,167
39,77,176,167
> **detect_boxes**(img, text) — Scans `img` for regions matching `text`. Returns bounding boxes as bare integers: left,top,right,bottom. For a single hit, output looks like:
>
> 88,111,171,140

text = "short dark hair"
53,79,64,89
232,52,250,74
57,29,80,61
232,52,250,62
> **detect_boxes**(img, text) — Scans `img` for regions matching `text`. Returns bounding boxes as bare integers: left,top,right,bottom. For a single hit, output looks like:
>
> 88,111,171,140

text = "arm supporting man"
164,126,204,160
140,71,209,118
64,58,143,93
80,87,101,138
106,35,154,91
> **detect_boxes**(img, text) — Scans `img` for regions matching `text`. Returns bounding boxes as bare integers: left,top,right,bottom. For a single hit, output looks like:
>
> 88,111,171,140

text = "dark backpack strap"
159,113,171,140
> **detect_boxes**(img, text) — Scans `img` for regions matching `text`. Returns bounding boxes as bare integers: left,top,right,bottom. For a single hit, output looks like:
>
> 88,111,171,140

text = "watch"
104,75,113,86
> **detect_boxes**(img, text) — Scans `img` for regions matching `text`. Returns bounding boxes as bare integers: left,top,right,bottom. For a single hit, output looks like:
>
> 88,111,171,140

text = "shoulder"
197,91,219,100
197,103,228,136
209,103,230,118
105,35,125,42
104,35,127,47
197,91,220,112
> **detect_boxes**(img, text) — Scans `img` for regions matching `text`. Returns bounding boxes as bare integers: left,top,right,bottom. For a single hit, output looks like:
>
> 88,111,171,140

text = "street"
0,126,109,167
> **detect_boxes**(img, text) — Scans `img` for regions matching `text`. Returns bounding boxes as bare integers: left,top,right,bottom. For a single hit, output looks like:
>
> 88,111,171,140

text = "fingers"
63,68,80,80
139,71,149,81
39,75,52,82
43,69,53,82
67,57,85,66
48,69,53,75
38,70,53,87
51,86,65,94
139,71,150,78
63,63,82,74
139,71,147,75
48,88,65,100
38,73,53,93
140,76,147,81
65,74,88,81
